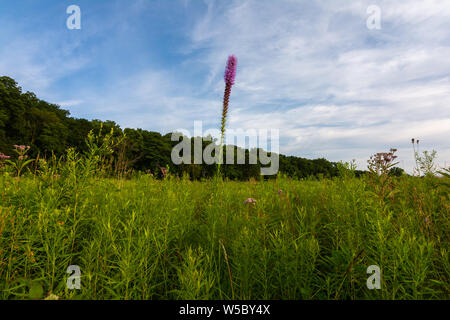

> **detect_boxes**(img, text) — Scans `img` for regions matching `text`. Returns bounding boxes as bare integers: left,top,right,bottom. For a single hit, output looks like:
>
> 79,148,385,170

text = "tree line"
0,76,365,180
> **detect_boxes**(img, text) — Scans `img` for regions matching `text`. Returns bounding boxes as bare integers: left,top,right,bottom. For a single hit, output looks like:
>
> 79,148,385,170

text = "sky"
0,0,449,172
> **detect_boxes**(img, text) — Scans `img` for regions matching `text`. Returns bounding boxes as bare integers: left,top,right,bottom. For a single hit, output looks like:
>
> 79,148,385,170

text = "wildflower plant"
6,145,34,176
1,152,449,299
367,149,399,176
411,139,438,177
416,150,438,177
84,123,124,177
411,138,420,175
367,148,399,200
217,55,237,176
336,159,358,179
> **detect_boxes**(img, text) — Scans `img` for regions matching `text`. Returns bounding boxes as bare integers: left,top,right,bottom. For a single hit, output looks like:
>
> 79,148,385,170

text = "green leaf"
29,282,44,300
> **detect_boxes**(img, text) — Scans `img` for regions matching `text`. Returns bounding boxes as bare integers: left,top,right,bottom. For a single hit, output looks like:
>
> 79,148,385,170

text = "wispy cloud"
184,0,450,172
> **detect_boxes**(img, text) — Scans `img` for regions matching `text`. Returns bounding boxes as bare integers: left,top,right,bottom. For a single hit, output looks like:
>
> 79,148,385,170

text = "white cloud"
185,0,450,172
0,35,88,95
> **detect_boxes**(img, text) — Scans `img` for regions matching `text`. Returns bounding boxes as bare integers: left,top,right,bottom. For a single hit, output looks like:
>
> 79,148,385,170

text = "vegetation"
0,139,449,300
0,76,448,300
0,76,342,180
412,138,439,177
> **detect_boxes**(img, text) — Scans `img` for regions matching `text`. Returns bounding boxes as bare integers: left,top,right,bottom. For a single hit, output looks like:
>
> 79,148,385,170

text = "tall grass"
0,157,448,299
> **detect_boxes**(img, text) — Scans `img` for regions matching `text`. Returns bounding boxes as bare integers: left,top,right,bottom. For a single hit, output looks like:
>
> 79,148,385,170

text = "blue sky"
1,0,449,172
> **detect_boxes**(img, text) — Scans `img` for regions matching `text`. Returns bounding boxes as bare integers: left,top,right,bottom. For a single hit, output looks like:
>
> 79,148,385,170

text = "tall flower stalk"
411,138,421,176
217,55,237,176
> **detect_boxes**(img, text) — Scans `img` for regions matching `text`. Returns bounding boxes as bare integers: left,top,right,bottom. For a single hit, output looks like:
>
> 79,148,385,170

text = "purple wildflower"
224,55,237,86
218,55,238,176
13,145,30,152
0,152,10,160
221,55,238,127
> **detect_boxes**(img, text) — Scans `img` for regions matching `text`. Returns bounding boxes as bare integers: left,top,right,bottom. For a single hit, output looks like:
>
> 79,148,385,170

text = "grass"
0,165,449,300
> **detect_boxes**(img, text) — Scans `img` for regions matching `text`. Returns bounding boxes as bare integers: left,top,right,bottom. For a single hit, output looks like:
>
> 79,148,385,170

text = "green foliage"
0,160,448,300
1,75,448,302
336,159,357,179
389,167,405,177
366,149,400,202
415,150,438,177
412,139,439,177
6,145,34,177
0,76,343,180
437,167,450,194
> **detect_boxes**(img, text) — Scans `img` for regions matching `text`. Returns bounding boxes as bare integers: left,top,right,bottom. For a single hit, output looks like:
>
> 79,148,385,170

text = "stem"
217,83,232,177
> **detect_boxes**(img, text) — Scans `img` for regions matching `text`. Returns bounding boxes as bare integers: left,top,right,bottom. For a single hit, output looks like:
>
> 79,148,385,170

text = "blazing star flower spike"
224,55,237,86
218,55,238,177
221,55,237,130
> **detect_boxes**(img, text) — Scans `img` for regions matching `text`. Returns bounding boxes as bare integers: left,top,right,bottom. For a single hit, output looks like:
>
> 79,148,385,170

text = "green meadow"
1,0,450,304
0,160,448,300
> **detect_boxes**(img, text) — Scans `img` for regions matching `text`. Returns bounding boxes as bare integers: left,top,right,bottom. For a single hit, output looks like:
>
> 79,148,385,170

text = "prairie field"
2,0,450,306
0,168,448,300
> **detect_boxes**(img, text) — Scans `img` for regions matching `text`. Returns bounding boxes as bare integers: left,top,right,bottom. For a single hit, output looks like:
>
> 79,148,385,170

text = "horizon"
1,0,449,173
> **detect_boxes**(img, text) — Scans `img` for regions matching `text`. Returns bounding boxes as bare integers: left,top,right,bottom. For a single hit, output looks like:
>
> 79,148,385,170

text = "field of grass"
0,163,449,300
